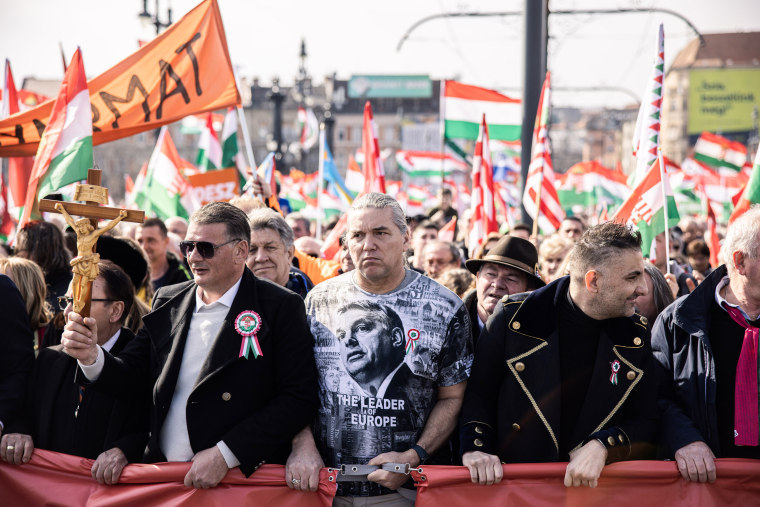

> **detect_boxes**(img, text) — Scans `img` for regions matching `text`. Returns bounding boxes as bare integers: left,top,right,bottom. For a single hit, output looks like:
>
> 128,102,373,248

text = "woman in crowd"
634,263,676,331
538,234,574,283
14,220,72,311
0,257,54,351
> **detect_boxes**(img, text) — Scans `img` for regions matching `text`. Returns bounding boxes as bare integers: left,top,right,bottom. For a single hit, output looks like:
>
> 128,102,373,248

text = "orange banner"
411,460,760,507
0,449,336,506
0,0,240,157
187,168,240,206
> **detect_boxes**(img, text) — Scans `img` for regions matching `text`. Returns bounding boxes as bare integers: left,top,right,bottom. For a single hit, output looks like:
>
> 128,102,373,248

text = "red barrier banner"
0,449,337,507
411,460,760,507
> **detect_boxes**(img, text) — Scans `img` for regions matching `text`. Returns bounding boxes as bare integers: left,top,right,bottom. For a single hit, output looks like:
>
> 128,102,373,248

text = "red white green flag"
556,161,630,212
613,156,680,258
298,106,319,152
522,72,563,233
396,150,469,179
632,23,664,185
468,115,498,250
694,131,748,172
729,146,760,224
441,80,521,141
19,48,92,229
136,126,193,220
361,101,386,193
221,108,248,189
2,59,34,224
196,111,222,172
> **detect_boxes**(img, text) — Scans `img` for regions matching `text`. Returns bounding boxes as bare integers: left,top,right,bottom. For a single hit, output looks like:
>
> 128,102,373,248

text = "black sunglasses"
179,239,241,259
58,296,114,311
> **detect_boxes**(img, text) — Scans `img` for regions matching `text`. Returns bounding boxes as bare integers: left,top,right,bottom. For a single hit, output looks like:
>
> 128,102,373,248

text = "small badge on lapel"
610,360,620,385
235,310,263,359
406,329,420,354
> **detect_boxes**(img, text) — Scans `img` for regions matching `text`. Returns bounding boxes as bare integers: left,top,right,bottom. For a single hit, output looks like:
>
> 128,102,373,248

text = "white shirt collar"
101,328,122,353
194,275,243,313
715,275,753,321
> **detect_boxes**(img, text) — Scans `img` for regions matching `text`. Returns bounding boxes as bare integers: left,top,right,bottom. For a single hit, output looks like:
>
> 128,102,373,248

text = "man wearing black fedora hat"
459,222,659,489
463,236,545,347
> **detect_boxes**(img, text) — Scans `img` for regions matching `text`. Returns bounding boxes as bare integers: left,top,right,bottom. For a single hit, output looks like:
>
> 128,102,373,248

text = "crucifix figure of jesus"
55,202,127,313
40,168,145,316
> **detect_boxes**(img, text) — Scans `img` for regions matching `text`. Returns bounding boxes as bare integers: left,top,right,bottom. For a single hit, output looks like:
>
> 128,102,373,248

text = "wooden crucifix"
39,168,145,317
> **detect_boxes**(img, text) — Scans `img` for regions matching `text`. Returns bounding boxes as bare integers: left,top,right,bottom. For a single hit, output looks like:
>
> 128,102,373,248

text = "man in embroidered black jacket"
460,222,659,488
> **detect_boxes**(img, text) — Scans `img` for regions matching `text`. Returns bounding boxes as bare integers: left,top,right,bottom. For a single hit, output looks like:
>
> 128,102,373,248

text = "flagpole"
439,79,446,188
231,69,258,196
316,124,326,241
657,147,671,275
531,168,544,238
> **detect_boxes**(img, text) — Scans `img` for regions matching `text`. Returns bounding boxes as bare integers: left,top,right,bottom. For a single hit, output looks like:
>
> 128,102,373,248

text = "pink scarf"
722,304,759,446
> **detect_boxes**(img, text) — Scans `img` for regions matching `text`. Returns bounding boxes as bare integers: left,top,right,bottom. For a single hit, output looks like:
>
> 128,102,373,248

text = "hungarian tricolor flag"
613,156,680,258
694,131,748,172
468,115,498,250
196,112,222,172
221,108,248,190
729,146,760,224
396,150,469,179
441,80,521,142
361,101,386,193
631,23,664,185
19,48,92,229
135,126,193,220
556,161,630,212
2,59,35,227
298,106,319,152
522,72,563,233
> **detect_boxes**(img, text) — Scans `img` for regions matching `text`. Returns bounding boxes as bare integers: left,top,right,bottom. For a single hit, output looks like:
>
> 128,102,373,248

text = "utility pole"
521,0,548,225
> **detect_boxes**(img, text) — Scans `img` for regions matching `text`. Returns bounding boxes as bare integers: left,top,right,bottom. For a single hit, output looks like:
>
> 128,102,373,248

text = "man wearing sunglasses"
62,202,319,489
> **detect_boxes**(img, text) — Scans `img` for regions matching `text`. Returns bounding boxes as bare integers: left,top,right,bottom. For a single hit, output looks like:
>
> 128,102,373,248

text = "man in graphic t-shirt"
285,192,472,505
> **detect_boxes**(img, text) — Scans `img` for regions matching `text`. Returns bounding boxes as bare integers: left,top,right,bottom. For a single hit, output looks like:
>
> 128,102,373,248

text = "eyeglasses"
179,239,241,259
58,296,114,311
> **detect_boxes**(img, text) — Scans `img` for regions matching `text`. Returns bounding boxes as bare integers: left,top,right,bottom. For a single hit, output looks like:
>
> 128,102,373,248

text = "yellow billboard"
688,68,760,134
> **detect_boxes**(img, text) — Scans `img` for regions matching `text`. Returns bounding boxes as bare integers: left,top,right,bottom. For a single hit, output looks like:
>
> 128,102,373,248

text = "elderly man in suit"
62,202,319,488
1,262,148,485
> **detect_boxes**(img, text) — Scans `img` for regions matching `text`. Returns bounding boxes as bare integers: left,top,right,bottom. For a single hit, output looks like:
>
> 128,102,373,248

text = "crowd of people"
0,186,757,505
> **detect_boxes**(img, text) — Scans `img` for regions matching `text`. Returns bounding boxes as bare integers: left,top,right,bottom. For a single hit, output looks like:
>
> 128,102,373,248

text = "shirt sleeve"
436,304,473,386
78,346,105,381
217,441,240,468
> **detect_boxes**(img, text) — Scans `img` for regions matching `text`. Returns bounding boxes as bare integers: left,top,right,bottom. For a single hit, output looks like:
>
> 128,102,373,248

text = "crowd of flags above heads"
1,15,760,261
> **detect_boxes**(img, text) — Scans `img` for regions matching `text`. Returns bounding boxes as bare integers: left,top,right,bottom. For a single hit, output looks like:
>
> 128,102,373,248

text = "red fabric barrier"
0,449,337,507
411,460,760,507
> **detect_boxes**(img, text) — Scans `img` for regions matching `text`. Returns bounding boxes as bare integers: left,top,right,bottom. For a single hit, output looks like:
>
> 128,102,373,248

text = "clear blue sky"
2,0,759,108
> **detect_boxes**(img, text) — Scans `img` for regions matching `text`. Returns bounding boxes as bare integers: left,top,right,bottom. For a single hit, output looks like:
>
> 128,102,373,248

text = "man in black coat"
652,207,760,483
62,202,319,489
0,275,34,441
462,236,545,347
460,222,659,488
1,263,148,485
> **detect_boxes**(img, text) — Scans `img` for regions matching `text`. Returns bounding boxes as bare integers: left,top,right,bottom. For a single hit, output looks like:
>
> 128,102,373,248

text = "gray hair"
643,263,675,318
248,208,295,249
190,202,250,243
720,205,760,273
349,192,408,235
